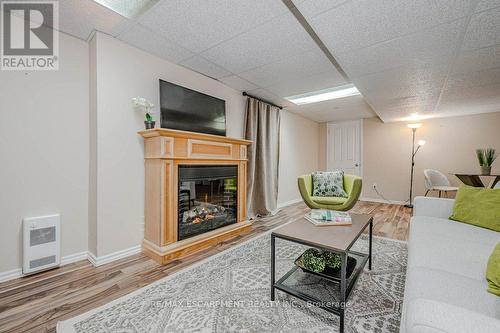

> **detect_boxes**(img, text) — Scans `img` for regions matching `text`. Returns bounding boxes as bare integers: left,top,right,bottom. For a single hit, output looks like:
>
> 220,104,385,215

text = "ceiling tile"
139,0,288,53
179,56,232,79
437,83,500,117
200,13,317,73
452,45,500,74
305,0,472,54
287,96,376,122
118,24,193,63
218,76,258,92
444,67,500,90
266,70,347,97
475,0,500,12
462,7,500,51
292,0,350,18
352,65,448,95
337,19,466,78
238,49,334,87
59,0,127,40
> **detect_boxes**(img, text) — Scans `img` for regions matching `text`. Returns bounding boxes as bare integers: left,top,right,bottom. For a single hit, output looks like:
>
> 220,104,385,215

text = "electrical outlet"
372,183,377,190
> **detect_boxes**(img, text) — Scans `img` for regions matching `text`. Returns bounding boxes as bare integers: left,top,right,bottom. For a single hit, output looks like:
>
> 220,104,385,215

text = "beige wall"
362,113,500,202
90,33,320,256
0,33,90,273
278,111,320,205
318,123,327,170
90,32,246,257
0,28,322,274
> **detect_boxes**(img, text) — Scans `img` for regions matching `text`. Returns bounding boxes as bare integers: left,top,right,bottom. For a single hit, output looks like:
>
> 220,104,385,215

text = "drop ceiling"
51,0,500,123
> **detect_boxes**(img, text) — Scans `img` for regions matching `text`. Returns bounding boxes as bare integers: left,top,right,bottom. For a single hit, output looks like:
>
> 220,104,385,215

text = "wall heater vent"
23,214,61,274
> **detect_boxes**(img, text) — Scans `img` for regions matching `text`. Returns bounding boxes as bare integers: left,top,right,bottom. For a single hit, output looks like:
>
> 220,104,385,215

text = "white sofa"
400,196,500,333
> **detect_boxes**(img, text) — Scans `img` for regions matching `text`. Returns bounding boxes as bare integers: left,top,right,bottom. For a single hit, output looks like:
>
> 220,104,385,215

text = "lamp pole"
405,128,417,208
405,124,425,208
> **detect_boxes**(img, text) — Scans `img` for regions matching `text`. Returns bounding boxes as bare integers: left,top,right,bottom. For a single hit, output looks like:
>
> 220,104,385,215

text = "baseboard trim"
87,245,142,267
359,197,406,205
277,198,303,209
60,251,88,266
0,246,143,283
0,250,90,283
0,268,23,283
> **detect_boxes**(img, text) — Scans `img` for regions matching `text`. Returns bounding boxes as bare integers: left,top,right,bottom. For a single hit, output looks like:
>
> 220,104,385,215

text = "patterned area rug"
58,232,407,333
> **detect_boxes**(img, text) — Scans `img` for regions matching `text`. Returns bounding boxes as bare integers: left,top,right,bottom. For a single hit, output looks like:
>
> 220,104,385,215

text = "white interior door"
327,120,362,176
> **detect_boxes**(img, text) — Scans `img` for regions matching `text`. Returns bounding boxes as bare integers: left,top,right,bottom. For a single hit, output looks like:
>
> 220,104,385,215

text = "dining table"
453,173,500,188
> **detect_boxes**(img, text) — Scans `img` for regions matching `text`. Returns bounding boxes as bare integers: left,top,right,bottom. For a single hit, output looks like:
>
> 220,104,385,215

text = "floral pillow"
312,170,347,198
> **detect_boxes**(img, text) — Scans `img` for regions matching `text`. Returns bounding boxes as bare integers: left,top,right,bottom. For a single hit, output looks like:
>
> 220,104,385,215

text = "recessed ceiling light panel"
285,84,361,105
93,0,158,19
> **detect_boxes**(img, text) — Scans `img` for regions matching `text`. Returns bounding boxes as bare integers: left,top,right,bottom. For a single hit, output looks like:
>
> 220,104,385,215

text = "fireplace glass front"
178,165,238,241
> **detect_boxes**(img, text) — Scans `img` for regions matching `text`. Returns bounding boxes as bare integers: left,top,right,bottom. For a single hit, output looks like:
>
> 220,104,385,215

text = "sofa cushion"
450,186,500,232
410,216,500,246
405,266,500,319
406,299,500,333
310,196,347,205
311,170,347,198
409,216,499,281
486,242,500,296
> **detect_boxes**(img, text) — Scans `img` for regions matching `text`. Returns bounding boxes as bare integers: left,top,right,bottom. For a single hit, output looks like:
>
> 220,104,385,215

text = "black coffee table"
270,214,373,333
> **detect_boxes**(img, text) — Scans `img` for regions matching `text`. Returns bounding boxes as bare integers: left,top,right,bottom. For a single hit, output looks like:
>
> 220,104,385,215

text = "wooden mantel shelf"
138,128,252,145
139,128,252,265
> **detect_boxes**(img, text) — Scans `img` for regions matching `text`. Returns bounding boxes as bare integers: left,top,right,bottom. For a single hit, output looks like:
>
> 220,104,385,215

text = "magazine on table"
305,209,352,226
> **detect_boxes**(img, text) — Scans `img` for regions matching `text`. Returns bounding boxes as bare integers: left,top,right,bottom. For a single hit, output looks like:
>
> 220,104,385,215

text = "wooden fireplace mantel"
138,128,252,264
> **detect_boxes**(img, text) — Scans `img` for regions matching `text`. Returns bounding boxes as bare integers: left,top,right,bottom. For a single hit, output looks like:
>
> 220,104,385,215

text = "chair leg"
439,191,442,198
424,190,429,197
445,191,448,198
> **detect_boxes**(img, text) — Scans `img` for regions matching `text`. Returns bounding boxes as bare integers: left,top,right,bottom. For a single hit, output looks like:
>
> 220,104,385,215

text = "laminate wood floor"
0,201,411,332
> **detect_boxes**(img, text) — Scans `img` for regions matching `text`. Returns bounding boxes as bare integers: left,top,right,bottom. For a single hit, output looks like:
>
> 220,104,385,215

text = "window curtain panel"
245,97,281,217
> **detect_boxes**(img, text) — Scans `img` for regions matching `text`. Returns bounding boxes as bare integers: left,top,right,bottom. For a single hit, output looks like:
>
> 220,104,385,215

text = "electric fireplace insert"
178,165,238,241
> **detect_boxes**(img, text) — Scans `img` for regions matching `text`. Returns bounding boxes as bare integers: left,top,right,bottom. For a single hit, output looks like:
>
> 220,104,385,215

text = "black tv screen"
159,80,226,136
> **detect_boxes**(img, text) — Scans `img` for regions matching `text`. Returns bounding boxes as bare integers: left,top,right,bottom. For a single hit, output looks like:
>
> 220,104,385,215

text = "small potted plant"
132,97,155,129
476,148,497,175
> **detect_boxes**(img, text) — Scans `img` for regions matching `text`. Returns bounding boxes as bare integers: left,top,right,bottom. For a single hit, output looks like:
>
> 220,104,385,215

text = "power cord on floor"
373,184,409,205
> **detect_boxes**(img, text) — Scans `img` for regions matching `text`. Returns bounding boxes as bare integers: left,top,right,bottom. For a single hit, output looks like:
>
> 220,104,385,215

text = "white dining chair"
424,169,459,198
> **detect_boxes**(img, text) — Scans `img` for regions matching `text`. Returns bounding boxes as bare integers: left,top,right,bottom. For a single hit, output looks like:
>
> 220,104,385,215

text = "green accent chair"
298,173,362,211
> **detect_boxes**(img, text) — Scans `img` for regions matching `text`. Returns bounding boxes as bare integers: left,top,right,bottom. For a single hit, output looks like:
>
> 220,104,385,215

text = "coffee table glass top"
272,213,372,252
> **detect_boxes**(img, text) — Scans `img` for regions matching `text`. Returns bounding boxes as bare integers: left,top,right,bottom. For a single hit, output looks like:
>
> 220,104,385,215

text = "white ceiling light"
285,84,361,105
93,0,158,18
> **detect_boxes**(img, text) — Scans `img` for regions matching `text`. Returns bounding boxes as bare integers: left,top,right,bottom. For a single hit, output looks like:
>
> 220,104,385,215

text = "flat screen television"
159,80,226,136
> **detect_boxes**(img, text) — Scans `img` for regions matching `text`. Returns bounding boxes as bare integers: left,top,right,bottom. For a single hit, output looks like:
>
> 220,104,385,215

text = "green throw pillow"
312,170,347,198
486,242,500,296
449,186,500,232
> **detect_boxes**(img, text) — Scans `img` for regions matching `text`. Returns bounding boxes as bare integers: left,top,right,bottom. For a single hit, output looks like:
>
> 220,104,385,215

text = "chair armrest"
343,174,361,196
298,175,316,208
404,299,500,333
413,196,455,219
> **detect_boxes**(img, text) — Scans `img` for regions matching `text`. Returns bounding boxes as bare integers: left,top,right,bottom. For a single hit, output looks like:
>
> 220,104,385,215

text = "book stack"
305,209,352,226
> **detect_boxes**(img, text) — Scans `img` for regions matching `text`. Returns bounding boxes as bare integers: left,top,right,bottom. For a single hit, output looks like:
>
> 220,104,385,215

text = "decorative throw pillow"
486,242,500,296
312,171,347,198
449,186,500,232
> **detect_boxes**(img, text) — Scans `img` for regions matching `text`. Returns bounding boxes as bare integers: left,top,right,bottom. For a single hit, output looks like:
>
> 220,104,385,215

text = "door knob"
355,163,359,167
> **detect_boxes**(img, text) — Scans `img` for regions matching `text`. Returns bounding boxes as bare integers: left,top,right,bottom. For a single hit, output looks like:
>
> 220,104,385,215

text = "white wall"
0,33,89,273
278,111,320,206
0,30,321,275
90,32,247,257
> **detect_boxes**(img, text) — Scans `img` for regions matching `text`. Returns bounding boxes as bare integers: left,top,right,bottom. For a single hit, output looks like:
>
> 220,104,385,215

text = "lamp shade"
407,123,422,129
418,140,426,146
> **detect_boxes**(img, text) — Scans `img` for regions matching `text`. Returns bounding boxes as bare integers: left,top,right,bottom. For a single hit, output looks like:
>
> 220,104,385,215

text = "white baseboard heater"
23,214,61,274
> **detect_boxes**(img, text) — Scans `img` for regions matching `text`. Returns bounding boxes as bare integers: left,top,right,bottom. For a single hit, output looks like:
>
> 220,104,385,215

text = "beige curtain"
245,97,281,217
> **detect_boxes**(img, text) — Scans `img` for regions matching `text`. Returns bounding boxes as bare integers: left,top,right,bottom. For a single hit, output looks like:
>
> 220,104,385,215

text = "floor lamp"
405,123,426,208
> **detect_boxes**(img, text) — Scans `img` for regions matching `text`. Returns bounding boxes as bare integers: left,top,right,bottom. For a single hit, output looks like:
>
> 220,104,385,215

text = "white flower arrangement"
131,97,155,122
